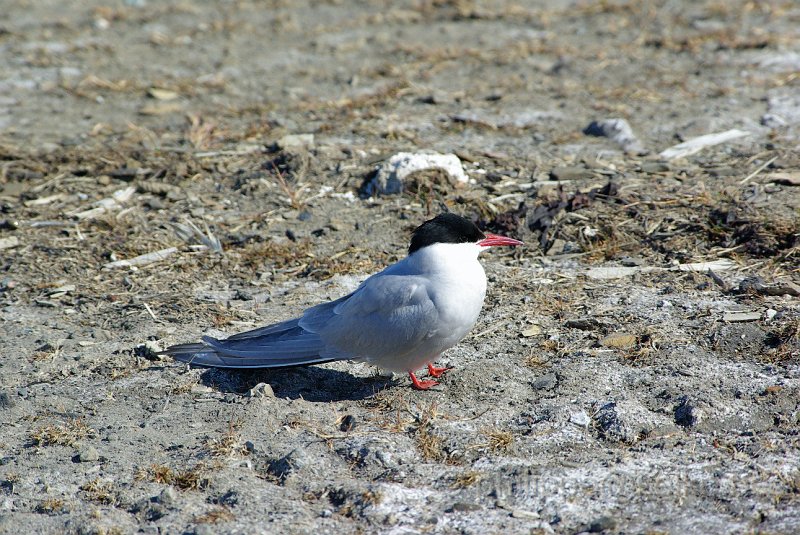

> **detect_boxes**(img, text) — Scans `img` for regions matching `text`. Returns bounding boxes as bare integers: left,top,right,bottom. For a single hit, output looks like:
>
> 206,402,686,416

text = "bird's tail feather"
161,326,342,369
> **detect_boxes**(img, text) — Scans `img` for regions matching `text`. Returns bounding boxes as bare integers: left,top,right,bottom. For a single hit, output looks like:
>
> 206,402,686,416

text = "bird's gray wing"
223,317,301,341
163,292,358,368
164,321,335,368
165,275,438,369
299,274,439,362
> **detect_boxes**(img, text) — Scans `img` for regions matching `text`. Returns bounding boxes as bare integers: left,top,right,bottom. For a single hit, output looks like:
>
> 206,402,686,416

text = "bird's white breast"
408,242,487,348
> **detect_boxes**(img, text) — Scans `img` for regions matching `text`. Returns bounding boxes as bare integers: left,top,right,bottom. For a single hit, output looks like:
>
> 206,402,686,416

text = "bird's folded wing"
165,323,333,368
164,341,335,368
300,274,439,361
223,317,301,340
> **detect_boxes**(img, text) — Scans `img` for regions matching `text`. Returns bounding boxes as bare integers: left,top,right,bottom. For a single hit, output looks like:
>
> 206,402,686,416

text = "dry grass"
451,470,483,489
360,489,383,507
80,478,117,505
29,419,96,447
268,162,306,210
469,428,514,454
202,420,249,458
364,388,416,433
36,497,66,514
411,402,447,462
170,375,200,394
619,331,660,363
764,319,800,361
195,506,235,524
484,429,514,453
236,239,313,272
134,464,207,491
415,421,446,462
236,238,389,282
186,114,222,151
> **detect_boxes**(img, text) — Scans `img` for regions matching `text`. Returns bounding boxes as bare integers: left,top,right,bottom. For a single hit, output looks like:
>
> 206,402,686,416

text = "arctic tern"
164,213,522,389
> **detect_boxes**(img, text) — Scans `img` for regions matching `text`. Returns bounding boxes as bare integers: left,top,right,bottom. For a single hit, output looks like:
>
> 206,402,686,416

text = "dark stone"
268,449,309,481
214,490,239,507
339,414,356,432
593,402,631,442
448,502,482,512
589,515,617,532
549,166,590,181
565,318,602,331
234,289,253,301
532,373,557,391
674,396,704,428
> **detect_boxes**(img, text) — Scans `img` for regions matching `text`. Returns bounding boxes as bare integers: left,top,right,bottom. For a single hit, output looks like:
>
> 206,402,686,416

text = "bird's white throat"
408,242,485,276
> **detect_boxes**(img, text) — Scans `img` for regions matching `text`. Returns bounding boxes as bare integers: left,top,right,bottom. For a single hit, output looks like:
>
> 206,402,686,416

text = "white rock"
0,237,19,250
248,383,275,398
277,133,315,151
570,411,590,427
366,152,468,195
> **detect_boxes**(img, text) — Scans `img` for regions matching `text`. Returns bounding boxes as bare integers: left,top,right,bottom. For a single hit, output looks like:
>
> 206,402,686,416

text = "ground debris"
583,118,645,154
104,247,179,268
735,276,800,297
659,129,750,160
722,310,762,323
527,181,618,251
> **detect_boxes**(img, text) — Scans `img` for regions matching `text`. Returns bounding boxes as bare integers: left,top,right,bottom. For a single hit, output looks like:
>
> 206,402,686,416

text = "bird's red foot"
409,372,439,390
427,363,453,378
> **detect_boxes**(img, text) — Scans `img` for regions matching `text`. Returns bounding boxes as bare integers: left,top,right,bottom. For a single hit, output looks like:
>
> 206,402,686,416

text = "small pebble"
449,502,481,512
78,445,99,462
583,118,645,153
599,333,637,349
193,525,215,535
248,383,275,398
145,198,165,210
640,161,671,173
277,133,315,152
570,411,590,427
339,414,356,432
532,373,557,391
589,515,617,532
0,392,13,409
521,324,543,337
157,486,178,507
549,166,589,181
674,396,705,428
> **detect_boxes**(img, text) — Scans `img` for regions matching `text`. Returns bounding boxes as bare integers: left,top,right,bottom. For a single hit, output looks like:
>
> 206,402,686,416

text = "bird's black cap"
409,213,485,254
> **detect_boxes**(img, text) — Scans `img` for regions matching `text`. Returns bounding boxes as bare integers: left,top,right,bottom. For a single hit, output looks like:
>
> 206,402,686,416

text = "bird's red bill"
478,233,523,247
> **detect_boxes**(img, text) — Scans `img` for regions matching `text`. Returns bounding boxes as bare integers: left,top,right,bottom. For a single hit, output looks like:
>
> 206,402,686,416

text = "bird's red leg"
427,363,453,378
409,371,438,390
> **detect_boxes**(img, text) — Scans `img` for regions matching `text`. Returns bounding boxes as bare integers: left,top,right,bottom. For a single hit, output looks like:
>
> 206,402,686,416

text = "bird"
163,213,522,390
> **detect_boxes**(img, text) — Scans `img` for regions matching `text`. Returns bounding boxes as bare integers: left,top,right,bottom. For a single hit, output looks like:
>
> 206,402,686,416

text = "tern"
163,213,522,389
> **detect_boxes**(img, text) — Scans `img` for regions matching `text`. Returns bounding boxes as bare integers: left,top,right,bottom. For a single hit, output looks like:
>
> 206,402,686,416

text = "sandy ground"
1,1,799,534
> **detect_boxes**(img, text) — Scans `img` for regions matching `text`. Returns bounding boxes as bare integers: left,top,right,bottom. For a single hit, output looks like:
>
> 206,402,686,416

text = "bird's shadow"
196,365,395,402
